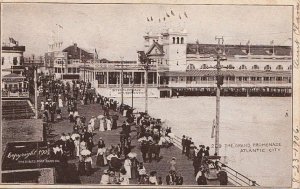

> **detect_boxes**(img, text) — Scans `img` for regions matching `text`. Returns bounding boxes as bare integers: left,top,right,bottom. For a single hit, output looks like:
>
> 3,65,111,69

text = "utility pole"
120,56,124,106
144,60,149,114
137,51,152,114
214,36,224,155
131,78,134,108
34,66,38,119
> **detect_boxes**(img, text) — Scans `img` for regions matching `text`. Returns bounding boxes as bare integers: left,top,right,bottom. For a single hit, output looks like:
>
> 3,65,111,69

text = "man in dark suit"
166,171,175,185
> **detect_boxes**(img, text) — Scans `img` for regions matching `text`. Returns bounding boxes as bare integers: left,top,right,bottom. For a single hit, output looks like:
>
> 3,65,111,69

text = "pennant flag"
163,17,166,21
166,12,170,17
147,17,149,22
171,10,175,16
9,37,17,44
179,14,181,19
184,11,188,18
56,24,63,29
151,16,153,21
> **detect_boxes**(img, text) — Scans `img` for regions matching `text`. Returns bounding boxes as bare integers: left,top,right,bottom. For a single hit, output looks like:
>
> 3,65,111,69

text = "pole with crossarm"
214,36,226,155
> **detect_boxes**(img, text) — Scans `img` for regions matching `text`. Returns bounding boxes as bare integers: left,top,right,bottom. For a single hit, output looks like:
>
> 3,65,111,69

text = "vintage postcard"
1,0,299,188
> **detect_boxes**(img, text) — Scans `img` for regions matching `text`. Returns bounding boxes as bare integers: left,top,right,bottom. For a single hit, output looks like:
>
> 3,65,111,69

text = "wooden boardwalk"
40,95,224,185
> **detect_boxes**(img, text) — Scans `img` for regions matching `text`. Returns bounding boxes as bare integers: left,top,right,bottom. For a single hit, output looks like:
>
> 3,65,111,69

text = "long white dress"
106,119,112,131
58,98,63,108
74,139,80,157
123,109,127,117
99,118,105,131
124,158,132,179
41,102,45,111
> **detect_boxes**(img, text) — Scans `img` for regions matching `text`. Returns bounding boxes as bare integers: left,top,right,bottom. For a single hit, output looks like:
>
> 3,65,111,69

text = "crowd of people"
37,76,228,186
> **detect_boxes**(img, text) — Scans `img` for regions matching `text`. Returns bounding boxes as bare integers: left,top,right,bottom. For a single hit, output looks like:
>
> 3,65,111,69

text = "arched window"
177,37,180,44
288,65,292,70
276,65,283,70
227,64,235,69
252,65,259,70
200,64,208,69
186,64,195,70
172,37,175,44
181,37,184,44
264,65,271,71
239,65,247,70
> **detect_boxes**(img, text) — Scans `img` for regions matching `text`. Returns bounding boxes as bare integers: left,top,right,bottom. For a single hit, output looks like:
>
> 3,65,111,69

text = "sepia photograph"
0,1,298,188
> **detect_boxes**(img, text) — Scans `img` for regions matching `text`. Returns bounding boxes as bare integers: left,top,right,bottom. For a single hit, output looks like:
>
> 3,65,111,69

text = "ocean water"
119,96,292,187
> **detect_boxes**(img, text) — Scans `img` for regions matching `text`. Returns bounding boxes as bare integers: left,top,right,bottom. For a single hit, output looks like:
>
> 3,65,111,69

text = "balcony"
2,89,29,98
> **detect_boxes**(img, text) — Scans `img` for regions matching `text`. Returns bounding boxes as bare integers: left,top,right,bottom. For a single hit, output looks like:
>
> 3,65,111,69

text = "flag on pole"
56,24,63,29
270,40,274,45
159,18,161,22
211,119,215,138
171,10,175,16
166,12,170,17
147,17,149,22
246,40,250,45
151,16,153,21
163,17,166,21
179,14,181,19
184,11,188,18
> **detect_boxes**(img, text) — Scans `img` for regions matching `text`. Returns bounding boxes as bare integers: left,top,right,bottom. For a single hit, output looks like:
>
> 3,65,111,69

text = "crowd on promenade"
37,77,189,185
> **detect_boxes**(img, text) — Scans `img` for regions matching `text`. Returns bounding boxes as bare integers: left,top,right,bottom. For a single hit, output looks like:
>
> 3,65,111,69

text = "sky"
2,3,293,60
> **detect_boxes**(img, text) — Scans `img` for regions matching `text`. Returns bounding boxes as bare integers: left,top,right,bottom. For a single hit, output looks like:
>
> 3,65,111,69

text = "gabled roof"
63,44,94,60
146,41,164,55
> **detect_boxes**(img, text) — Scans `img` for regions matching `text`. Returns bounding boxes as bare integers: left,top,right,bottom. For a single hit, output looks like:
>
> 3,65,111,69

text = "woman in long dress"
99,117,105,132
106,117,112,131
124,156,132,179
96,147,107,167
130,157,139,179
74,137,80,157
41,101,45,111
58,97,63,108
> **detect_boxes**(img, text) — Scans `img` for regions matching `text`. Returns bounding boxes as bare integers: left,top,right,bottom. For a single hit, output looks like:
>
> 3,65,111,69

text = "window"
264,65,271,71
68,68,72,73
288,65,292,70
276,65,283,70
181,37,184,44
173,37,175,44
1,57,4,65
200,64,208,69
186,64,195,70
239,65,247,70
177,37,179,44
227,64,235,69
13,57,18,65
263,77,270,81
55,68,58,73
252,65,259,70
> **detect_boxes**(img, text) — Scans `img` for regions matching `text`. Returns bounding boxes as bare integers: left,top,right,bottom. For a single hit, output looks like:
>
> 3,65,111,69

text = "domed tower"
162,28,187,71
